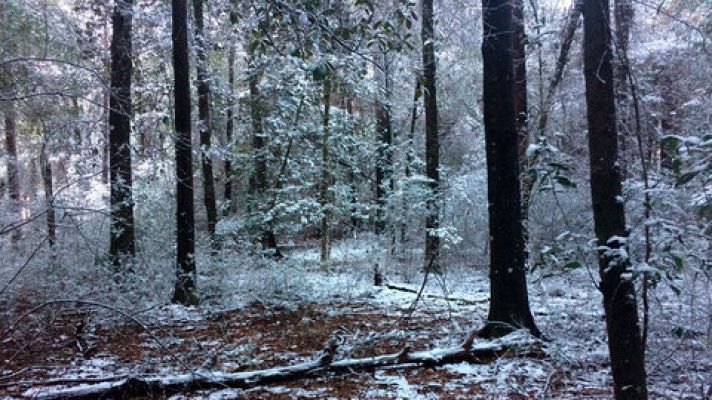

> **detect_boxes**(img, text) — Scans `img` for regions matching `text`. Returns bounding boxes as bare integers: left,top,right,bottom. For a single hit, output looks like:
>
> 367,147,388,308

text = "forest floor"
1,238,710,399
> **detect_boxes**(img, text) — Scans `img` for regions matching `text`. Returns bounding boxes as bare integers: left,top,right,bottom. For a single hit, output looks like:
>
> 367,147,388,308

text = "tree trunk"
71,97,82,146
422,0,440,270
401,77,421,245
536,4,582,135
224,43,235,212
248,68,280,256
4,105,22,244
108,0,136,267
480,0,540,338
193,0,218,243
41,142,56,248
374,54,392,236
320,78,332,270
171,0,198,306
582,0,647,397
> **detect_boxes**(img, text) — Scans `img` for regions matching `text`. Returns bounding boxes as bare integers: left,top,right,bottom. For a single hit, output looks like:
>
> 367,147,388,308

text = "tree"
536,3,582,135
4,104,22,245
480,0,540,338
582,0,647,397
193,0,218,244
108,0,136,267
224,41,235,212
40,138,56,249
374,52,393,236
320,76,332,269
248,65,280,256
171,0,198,305
422,0,440,269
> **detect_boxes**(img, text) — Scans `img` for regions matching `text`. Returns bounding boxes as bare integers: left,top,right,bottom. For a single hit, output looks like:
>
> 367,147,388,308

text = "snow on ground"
1,236,710,399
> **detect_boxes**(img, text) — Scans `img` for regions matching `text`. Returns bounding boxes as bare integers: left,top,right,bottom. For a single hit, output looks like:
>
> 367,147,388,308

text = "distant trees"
582,0,647,397
171,0,197,305
108,0,136,268
480,0,540,338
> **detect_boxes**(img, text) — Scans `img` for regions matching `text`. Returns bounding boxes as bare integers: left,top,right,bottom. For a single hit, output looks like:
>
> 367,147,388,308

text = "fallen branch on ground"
23,330,538,399
384,282,486,305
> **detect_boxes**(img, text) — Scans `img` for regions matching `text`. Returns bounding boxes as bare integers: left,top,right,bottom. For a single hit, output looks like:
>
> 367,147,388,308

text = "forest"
0,0,710,398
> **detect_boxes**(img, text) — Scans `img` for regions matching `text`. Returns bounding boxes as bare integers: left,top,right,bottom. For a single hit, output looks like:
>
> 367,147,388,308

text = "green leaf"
675,171,698,187
554,175,577,188
671,254,684,271
563,260,582,270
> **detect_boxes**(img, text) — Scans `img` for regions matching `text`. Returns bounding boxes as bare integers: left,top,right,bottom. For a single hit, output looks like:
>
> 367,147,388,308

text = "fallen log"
384,282,487,305
25,331,538,399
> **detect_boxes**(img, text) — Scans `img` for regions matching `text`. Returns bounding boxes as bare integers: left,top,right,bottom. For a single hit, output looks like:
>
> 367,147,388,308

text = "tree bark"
40,141,56,248
320,78,332,269
422,0,440,270
536,4,582,135
374,54,392,236
108,0,136,267
480,0,540,338
193,0,218,244
171,0,198,306
248,68,280,256
4,105,22,244
224,42,235,212
582,0,647,397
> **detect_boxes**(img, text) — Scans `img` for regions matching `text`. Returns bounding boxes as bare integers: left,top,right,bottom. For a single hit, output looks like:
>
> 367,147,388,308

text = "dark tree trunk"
582,0,647,397
171,0,198,305
192,0,218,243
71,97,83,146
401,77,421,245
320,78,332,269
422,0,440,269
224,43,235,212
108,0,136,267
248,69,280,256
4,106,22,244
374,55,392,236
480,0,540,338
41,142,56,248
